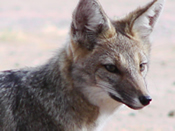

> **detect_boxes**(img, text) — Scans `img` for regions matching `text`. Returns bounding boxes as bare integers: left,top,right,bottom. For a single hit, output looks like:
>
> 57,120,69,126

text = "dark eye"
140,63,147,72
104,64,120,73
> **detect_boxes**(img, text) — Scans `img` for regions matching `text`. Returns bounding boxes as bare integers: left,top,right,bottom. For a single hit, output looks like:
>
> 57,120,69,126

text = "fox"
0,0,165,131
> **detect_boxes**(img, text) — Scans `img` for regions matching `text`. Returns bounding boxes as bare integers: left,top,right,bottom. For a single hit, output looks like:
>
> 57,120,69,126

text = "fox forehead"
96,31,147,63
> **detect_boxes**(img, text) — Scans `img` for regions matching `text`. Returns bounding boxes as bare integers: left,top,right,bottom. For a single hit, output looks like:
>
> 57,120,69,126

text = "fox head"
67,0,165,110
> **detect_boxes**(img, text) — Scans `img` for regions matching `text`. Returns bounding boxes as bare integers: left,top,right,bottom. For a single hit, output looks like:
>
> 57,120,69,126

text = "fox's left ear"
123,0,165,39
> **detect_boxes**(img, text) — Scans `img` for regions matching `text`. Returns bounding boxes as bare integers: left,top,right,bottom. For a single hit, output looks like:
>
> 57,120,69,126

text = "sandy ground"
0,0,175,131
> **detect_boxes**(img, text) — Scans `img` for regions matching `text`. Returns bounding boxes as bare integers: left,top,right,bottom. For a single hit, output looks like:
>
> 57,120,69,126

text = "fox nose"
139,96,152,106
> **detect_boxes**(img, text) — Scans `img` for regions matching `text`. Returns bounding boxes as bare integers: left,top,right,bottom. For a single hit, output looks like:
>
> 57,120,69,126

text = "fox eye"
104,64,119,73
140,63,147,72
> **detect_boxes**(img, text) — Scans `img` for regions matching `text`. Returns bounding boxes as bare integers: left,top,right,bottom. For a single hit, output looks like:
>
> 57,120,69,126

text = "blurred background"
0,0,174,130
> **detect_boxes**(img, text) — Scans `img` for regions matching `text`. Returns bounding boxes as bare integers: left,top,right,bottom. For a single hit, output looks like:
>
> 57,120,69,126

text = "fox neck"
60,46,122,128
41,49,99,130
46,47,122,129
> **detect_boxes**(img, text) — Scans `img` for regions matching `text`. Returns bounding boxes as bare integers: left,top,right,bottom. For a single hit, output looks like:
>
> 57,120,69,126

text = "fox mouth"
109,93,144,110
109,93,123,103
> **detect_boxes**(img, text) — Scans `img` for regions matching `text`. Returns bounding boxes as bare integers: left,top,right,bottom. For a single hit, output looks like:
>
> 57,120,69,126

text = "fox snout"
109,93,152,109
108,75,152,109
109,91,152,110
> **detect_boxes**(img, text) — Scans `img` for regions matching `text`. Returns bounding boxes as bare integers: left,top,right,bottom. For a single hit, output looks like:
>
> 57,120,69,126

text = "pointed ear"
122,0,165,39
70,0,115,50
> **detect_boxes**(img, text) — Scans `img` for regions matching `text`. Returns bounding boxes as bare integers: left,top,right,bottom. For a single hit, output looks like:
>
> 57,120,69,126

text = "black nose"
139,96,152,106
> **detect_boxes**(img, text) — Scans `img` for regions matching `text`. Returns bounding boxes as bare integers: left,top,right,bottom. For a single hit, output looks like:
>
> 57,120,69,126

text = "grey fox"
0,0,165,131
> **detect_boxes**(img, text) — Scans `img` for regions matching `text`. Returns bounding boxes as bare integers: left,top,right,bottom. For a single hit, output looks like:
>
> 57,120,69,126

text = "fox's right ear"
70,0,115,51
123,0,165,39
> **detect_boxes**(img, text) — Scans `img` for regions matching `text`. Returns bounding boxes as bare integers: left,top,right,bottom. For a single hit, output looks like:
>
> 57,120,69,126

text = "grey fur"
0,56,98,131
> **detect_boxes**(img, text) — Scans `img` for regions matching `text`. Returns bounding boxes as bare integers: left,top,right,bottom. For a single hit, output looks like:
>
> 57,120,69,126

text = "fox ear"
70,0,115,50
124,0,165,39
